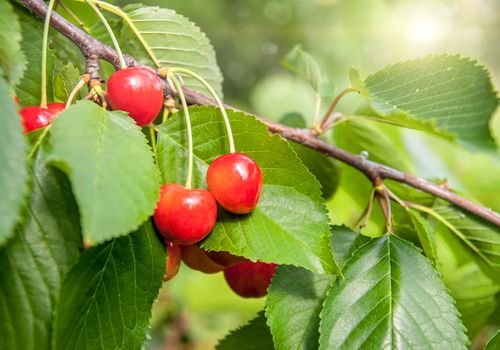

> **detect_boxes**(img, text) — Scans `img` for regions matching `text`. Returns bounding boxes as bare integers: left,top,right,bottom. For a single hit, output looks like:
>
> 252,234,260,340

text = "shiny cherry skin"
206,250,248,267
180,244,225,274
206,153,264,214
19,103,66,133
164,241,181,282
224,261,277,298
153,184,218,245
106,67,163,126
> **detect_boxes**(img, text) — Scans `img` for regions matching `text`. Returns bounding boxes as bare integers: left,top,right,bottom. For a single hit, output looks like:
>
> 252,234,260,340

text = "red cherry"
205,250,248,267
153,184,218,245
164,241,181,282
106,67,163,126
19,103,66,133
180,244,225,274
206,153,264,214
224,261,277,298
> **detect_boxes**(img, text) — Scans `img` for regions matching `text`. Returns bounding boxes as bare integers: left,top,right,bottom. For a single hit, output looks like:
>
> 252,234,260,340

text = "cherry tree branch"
20,0,500,227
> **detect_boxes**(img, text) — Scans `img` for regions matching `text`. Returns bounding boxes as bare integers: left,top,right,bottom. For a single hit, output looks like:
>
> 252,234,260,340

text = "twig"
19,0,500,227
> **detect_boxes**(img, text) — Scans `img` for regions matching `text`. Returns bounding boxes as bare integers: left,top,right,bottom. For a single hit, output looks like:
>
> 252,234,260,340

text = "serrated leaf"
15,7,55,106
485,330,500,350
47,101,161,245
216,311,274,350
353,55,498,150
432,200,500,270
53,63,83,103
119,4,223,97
407,209,437,266
282,45,334,97
280,113,339,198
0,77,28,245
319,235,468,350
0,147,81,350
0,1,25,85
53,221,165,350
265,226,367,350
157,106,338,274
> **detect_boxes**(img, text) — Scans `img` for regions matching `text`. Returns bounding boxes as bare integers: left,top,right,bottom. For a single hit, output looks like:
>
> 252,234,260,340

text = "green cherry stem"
169,67,236,154
84,0,127,69
169,73,194,189
40,0,58,108
149,126,158,163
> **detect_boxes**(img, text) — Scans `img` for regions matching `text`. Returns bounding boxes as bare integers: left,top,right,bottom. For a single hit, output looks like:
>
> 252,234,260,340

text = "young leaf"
53,63,84,103
281,45,335,97
47,101,161,246
157,106,338,274
0,77,28,245
119,4,223,97
265,226,367,350
353,55,499,150
0,148,81,350
319,235,468,349
216,311,274,350
0,0,25,85
407,209,437,265
53,221,165,350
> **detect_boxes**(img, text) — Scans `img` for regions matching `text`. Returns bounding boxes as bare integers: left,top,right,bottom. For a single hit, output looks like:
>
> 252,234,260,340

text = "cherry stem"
65,75,89,108
84,0,126,69
169,67,236,154
28,126,51,159
169,73,194,189
40,0,57,108
149,126,158,163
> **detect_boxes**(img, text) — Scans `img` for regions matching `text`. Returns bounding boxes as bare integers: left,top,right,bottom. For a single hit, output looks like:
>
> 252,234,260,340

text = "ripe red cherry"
206,250,248,267
19,103,66,133
180,244,225,274
206,153,263,214
224,261,277,298
106,67,163,126
164,241,181,282
153,184,217,245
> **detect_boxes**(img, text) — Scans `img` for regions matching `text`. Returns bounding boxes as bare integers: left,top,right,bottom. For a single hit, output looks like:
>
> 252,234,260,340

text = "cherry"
19,103,66,133
206,153,263,214
224,261,277,298
180,244,225,274
106,67,163,126
206,250,248,267
164,241,181,282
153,184,217,245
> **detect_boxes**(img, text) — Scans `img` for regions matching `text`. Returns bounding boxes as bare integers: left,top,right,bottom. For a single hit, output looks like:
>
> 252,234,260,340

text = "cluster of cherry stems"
16,1,277,299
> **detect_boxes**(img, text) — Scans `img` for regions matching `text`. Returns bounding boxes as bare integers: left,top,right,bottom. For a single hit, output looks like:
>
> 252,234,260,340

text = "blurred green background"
110,0,500,348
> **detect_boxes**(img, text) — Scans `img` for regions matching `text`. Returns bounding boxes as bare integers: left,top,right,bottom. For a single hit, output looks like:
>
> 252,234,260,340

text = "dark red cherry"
106,67,163,126
180,244,225,274
205,250,248,267
153,184,217,245
224,261,277,298
19,103,66,133
206,153,263,214
164,240,181,282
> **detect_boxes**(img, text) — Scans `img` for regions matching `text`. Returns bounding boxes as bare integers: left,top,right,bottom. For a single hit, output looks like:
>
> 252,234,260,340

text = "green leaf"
0,77,28,245
53,221,165,350
216,311,274,350
485,330,500,350
282,45,334,97
157,106,338,274
407,209,437,266
0,1,25,85
265,226,367,350
353,55,499,150
47,101,161,246
0,147,81,350
280,113,339,198
319,235,468,350
119,4,223,97
432,201,500,271
53,63,83,103
15,7,55,106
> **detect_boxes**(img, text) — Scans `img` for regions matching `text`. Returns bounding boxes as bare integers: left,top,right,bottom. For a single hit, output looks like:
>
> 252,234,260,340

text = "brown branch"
19,0,500,227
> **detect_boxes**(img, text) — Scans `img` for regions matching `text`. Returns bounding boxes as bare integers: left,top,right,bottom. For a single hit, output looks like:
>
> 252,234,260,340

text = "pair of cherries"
165,242,276,298
18,67,163,133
